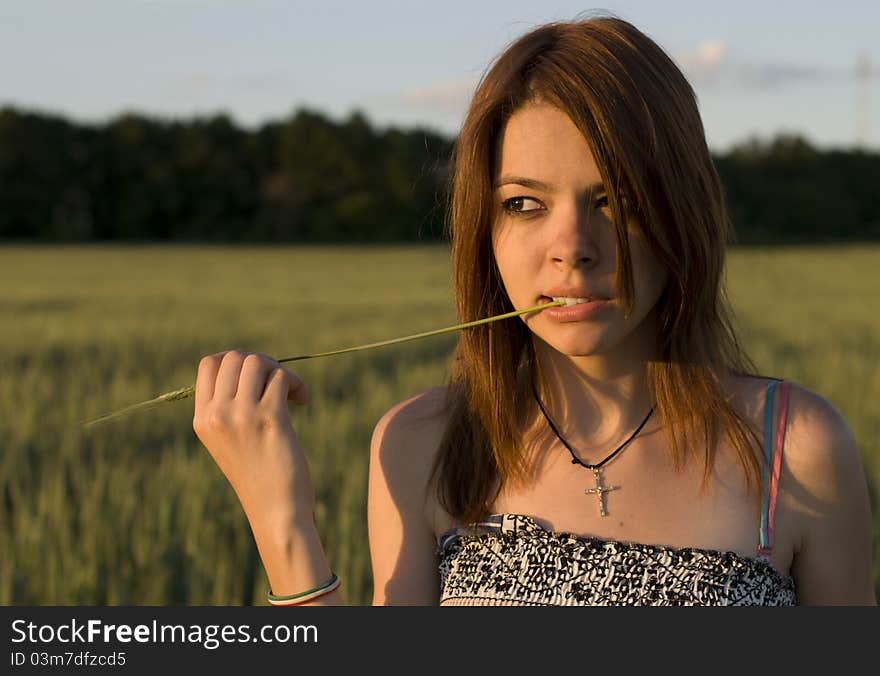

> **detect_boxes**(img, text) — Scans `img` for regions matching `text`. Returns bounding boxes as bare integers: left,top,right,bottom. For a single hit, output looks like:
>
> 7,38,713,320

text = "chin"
557,344,606,358
533,332,607,358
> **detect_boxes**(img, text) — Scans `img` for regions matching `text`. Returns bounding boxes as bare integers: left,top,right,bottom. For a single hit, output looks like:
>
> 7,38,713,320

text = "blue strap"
759,380,779,551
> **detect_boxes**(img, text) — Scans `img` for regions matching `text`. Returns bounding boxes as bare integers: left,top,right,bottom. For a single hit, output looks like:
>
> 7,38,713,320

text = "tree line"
1,105,878,244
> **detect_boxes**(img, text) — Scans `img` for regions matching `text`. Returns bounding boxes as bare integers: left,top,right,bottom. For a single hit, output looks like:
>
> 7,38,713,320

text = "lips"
538,294,610,304
541,286,610,301
539,297,613,321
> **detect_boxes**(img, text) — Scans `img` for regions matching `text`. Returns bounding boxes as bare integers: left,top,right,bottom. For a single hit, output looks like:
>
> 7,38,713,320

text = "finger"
214,350,249,400
237,353,276,403
263,368,309,412
194,353,224,409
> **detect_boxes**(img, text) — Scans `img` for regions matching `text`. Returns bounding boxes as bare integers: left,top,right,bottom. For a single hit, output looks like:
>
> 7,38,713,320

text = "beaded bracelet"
267,573,340,606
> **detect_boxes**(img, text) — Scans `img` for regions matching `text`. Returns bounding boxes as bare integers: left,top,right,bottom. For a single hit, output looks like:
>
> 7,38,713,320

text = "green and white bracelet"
267,573,340,606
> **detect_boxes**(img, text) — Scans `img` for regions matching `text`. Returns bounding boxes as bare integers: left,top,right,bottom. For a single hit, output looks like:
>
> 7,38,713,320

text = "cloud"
735,61,828,88
402,42,853,115
674,39,846,90
676,39,729,75
166,73,294,96
401,75,480,112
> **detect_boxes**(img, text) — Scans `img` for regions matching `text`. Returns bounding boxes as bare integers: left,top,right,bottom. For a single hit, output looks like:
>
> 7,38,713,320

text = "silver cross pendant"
584,468,619,517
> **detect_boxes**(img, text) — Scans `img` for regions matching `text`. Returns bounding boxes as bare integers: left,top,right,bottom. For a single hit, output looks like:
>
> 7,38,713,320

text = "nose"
547,197,602,269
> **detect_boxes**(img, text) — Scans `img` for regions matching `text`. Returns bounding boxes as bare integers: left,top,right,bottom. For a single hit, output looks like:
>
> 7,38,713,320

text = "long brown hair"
430,15,767,526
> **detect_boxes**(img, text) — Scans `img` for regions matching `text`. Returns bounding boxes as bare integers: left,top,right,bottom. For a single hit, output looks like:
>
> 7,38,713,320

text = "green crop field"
1,243,877,605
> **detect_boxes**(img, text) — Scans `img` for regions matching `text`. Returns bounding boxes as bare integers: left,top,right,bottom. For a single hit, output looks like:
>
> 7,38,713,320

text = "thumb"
276,367,309,406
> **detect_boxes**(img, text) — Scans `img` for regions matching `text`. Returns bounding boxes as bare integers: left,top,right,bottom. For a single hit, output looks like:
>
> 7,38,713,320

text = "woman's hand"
192,350,316,530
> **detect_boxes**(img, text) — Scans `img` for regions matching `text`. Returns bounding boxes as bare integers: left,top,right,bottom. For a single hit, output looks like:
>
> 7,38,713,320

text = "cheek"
494,223,540,264
492,231,536,303
639,260,668,307
490,233,512,293
492,252,519,300
629,241,668,307
492,228,517,274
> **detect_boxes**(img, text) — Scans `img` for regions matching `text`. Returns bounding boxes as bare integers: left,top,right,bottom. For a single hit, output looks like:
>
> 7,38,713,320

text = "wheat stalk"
81,300,564,429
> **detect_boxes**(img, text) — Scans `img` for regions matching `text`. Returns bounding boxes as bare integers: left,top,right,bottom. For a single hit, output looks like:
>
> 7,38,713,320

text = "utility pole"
855,51,872,148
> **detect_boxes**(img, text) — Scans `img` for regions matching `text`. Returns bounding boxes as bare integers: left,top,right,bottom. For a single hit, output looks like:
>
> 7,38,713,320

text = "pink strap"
766,381,790,553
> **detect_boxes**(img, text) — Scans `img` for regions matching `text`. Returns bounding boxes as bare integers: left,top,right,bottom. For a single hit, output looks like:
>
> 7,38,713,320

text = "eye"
501,196,544,214
596,194,632,216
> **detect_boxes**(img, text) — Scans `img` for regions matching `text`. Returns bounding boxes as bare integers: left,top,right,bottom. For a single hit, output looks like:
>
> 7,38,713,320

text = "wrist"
237,484,315,534
248,507,316,553
249,515,332,599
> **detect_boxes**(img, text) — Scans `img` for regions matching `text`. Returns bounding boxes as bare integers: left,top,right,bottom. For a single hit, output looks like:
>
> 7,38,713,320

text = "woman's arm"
787,384,876,605
249,514,346,606
368,388,446,606
193,350,345,605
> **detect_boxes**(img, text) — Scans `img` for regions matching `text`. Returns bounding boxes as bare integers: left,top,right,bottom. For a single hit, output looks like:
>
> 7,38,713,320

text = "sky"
1,0,879,152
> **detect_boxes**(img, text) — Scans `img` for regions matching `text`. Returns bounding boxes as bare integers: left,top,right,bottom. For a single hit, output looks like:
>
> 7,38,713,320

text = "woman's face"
491,101,669,360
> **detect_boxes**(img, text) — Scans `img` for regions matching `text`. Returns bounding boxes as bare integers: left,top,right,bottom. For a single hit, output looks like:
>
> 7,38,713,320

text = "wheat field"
1,243,877,605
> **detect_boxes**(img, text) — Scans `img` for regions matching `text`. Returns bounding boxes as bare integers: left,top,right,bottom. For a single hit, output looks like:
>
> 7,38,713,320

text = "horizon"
4,100,877,157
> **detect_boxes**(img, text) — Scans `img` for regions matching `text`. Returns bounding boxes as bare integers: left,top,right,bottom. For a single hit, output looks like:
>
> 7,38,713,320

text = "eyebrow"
493,176,606,193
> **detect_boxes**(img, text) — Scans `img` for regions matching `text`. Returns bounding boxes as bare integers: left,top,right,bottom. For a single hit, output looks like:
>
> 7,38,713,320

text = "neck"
522,311,663,458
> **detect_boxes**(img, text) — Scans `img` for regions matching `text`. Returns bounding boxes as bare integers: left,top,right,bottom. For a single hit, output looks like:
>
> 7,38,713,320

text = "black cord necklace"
531,378,654,517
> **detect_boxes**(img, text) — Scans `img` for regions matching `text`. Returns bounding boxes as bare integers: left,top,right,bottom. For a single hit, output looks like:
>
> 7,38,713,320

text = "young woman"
192,16,876,605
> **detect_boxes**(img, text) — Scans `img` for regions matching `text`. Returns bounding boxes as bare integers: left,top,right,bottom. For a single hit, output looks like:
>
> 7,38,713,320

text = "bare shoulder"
780,381,864,504
774,380,876,604
373,384,450,448
726,375,861,479
371,384,450,498
366,384,451,605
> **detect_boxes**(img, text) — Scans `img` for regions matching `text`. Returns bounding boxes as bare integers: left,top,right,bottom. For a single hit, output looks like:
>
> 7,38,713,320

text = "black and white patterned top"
435,379,797,606
436,512,797,606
